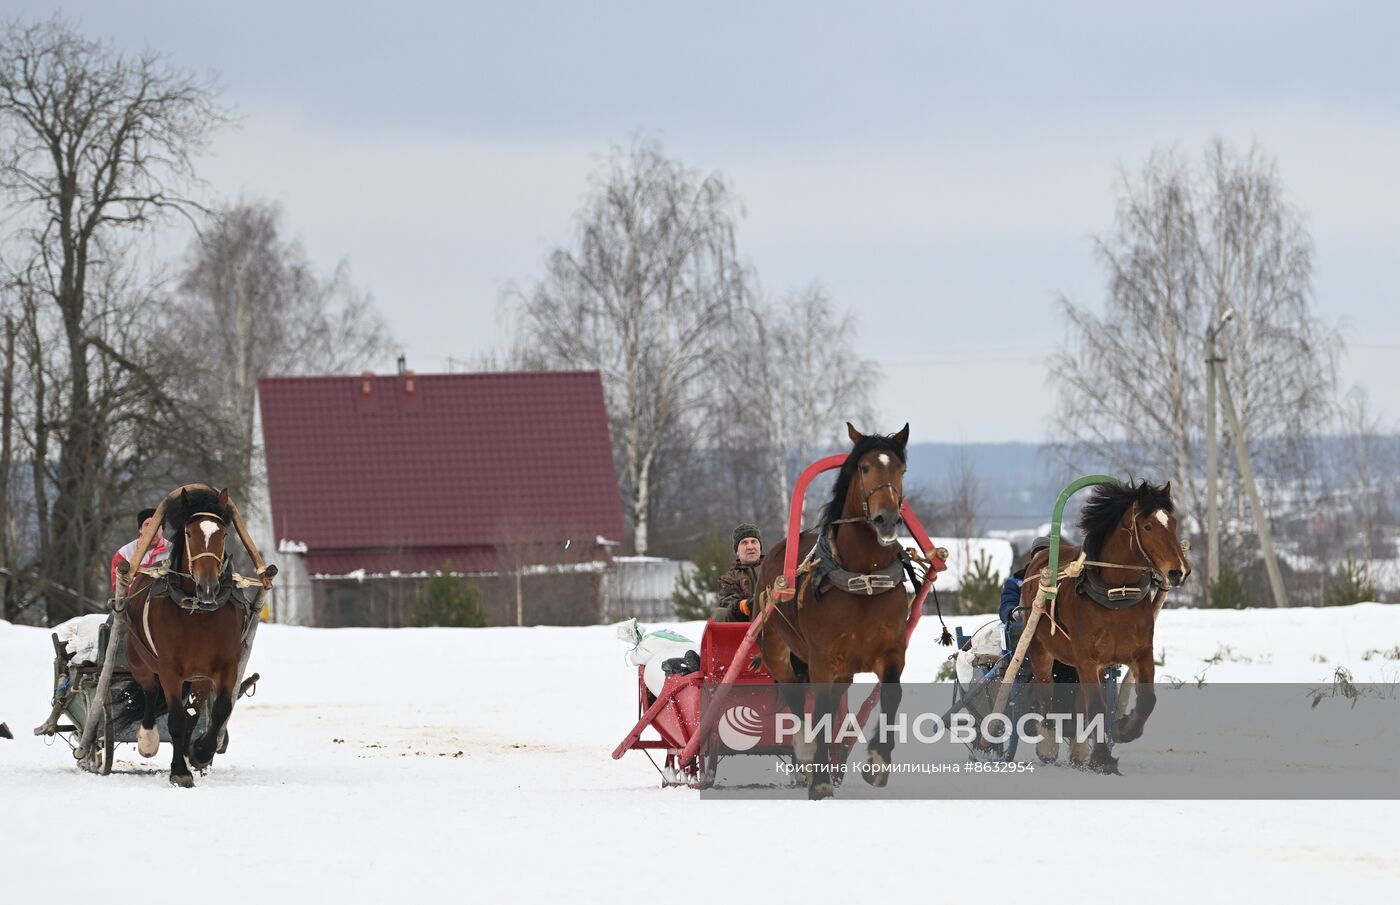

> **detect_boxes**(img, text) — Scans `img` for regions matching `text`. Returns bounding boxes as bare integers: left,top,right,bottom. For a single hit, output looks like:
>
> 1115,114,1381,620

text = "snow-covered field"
3,605,1399,902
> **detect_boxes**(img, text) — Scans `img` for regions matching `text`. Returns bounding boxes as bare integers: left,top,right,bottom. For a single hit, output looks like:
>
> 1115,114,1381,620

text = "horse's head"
831,422,910,546
1081,479,1192,589
177,487,233,606
1127,482,1192,588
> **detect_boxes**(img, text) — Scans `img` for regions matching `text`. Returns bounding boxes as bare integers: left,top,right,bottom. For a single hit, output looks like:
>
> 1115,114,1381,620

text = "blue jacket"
999,575,1024,624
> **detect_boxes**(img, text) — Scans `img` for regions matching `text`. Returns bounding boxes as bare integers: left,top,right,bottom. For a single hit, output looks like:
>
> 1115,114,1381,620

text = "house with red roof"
257,369,625,627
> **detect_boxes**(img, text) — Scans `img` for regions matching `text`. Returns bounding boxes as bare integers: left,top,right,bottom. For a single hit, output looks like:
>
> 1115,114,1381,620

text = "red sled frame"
612,454,948,788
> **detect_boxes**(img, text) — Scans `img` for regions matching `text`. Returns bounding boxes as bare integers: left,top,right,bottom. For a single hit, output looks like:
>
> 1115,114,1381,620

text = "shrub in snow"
1209,569,1249,609
957,550,1003,615
671,531,732,621
1325,552,1377,608
411,570,487,628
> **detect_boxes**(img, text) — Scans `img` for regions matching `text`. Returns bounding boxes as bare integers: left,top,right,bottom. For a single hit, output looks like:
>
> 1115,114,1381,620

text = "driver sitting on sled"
110,507,171,596
1000,535,1078,682
712,523,764,622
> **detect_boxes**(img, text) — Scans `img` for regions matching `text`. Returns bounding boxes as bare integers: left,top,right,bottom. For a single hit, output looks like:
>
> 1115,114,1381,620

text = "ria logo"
717,705,764,751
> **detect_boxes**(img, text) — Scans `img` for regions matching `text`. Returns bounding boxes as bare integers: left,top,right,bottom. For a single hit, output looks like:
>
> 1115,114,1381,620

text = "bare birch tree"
768,286,882,525
514,139,747,555
1334,388,1394,566
1051,140,1338,603
2,237,190,621
172,199,395,499
942,449,985,540
0,17,227,620
708,285,881,529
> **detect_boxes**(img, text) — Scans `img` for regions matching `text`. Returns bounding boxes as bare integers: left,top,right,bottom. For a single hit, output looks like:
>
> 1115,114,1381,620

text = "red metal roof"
258,371,624,575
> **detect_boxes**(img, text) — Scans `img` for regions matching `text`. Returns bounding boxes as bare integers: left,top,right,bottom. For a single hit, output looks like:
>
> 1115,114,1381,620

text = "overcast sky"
12,2,1400,442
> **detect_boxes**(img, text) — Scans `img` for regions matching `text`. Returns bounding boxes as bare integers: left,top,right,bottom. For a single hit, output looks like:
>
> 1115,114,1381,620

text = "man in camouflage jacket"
713,523,764,622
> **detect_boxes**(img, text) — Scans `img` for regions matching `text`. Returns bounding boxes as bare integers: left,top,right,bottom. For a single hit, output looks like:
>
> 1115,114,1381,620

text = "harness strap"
1035,550,1163,638
1076,568,1161,609
141,596,160,658
118,583,161,667
805,529,910,600
137,557,240,613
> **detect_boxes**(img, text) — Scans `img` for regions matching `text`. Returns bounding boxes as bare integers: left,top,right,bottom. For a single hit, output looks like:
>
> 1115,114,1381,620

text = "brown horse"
125,486,247,787
757,423,913,800
1019,479,1190,773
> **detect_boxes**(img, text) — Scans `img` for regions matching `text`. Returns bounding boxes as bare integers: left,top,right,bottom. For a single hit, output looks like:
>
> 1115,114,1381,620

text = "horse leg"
763,632,816,782
806,666,847,801
1071,661,1119,774
1068,659,1095,767
127,654,162,759
1029,644,1060,763
1114,654,1157,744
135,678,162,758
189,667,236,770
164,678,195,788
863,653,904,787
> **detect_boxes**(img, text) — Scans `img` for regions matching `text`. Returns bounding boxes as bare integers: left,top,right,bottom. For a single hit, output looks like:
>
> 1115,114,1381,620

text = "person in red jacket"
110,507,170,595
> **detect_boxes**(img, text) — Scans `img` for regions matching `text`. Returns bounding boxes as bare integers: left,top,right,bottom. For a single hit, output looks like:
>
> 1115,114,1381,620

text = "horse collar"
1076,568,1160,610
807,529,910,599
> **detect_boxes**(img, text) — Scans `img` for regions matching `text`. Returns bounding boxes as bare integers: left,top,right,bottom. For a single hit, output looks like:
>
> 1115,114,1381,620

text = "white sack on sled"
614,618,697,697
970,621,1003,660
53,614,109,665
955,621,1004,686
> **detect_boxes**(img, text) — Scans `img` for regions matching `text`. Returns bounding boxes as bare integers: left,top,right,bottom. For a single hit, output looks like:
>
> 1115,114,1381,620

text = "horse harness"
119,512,264,664
1077,566,1162,609
800,528,915,599
1077,501,1189,608
1035,503,1189,639
761,454,954,646
807,460,917,597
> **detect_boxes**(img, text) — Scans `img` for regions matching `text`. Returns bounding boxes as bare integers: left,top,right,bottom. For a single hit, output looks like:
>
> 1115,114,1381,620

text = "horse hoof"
863,769,890,788
169,773,194,789
863,750,892,787
808,781,835,801
1113,719,1141,744
137,727,160,758
1074,752,1119,775
1091,756,1121,776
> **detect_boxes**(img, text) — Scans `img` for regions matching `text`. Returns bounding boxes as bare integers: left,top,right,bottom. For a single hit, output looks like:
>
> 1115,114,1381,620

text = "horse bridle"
829,462,904,528
1120,502,1191,585
182,511,229,578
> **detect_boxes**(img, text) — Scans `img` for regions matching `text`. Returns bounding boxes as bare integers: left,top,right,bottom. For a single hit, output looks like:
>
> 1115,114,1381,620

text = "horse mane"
819,431,908,530
1077,479,1174,559
163,486,233,570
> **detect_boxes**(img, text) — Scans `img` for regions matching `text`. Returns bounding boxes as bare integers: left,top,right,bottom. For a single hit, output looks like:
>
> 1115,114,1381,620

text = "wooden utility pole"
1204,312,1231,601
1217,359,1289,608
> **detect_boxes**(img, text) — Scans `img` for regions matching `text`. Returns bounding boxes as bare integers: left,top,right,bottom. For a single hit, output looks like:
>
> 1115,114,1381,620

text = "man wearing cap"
110,507,171,596
1000,535,1051,625
713,523,764,622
